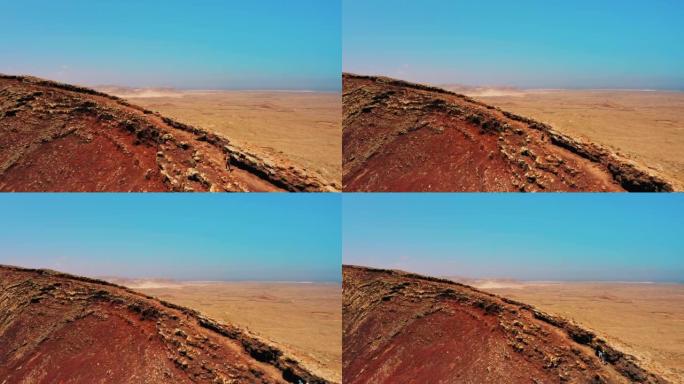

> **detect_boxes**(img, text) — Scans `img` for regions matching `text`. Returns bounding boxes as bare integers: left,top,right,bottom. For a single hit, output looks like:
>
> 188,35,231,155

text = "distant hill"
439,83,526,97
94,85,184,98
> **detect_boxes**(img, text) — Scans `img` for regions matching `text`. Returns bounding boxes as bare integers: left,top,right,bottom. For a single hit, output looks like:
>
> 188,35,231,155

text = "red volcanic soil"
343,266,667,384
342,74,673,192
0,74,337,192
0,265,331,384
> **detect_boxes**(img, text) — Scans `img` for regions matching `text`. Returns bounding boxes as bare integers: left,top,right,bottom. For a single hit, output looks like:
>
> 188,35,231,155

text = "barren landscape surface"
0,75,337,192
480,281,684,384
343,266,666,384
0,265,330,384
107,89,342,186
134,281,342,383
343,74,674,192
469,90,684,187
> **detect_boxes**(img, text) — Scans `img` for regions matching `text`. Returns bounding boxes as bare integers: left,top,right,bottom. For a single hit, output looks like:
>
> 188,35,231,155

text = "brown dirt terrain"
343,265,668,384
469,90,684,188
105,89,342,186
0,74,337,192
479,282,684,384
0,265,331,384
342,74,675,192
130,282,342,383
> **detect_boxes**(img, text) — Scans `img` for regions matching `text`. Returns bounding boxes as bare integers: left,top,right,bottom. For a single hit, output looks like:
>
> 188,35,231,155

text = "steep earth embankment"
342,74,674,192
0,265,331,384
343,265,668,384
0,74,337,192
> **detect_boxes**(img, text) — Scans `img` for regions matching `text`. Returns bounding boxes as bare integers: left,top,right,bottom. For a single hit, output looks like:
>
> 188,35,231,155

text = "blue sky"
343,194,684,282
344,0,684,89
0,194,341,282
0,0,341,90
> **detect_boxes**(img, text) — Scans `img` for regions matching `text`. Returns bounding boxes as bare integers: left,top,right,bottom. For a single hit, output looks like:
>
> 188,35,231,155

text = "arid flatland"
133,281,342,383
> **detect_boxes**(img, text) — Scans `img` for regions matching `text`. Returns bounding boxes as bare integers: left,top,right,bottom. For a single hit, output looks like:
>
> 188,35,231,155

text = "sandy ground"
113,90,341,185
479,282,684,383
471,90,684,188
135,281,342,383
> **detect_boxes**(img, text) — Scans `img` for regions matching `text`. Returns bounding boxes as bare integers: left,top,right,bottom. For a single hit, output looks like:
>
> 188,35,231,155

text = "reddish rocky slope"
0,265,330,384
343,74,674,192
0,74,337,192
343,265,667,384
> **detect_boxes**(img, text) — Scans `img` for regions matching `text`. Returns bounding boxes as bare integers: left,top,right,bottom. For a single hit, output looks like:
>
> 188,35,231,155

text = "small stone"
186,168,200,181
174,357,189,370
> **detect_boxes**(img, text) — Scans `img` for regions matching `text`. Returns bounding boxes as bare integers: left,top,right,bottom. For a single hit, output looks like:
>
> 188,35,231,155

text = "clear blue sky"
343,194,684,282
0,0,341,90
344,0,684,89
0,194,341,282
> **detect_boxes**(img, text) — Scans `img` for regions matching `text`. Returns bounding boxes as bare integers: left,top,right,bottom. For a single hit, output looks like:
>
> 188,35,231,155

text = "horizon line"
342,72,684,92
0,72,342,93
343,264,683,285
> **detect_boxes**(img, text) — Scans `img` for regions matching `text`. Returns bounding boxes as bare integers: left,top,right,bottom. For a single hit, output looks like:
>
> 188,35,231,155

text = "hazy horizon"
344,0,684,90
87,84,341,93
343,74,684,92
1,0,341,91
0,194,341,282
342,265,683,284
91,275,342,284
343,194,684,283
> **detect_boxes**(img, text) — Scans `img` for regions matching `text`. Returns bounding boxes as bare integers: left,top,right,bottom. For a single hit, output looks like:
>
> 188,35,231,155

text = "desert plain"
476,281,684,383
465,89,684,188
100,87,342,185
119,280,342,383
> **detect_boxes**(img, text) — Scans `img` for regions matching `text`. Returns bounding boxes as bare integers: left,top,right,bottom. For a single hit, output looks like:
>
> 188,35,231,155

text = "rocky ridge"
0,74,338,192
0,265,331,384
343,265,668,384
343,74,675,192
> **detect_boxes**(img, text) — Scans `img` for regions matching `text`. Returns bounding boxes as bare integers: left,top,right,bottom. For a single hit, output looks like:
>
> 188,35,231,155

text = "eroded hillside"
0,265,331,384
0,74,337,192
343,74,674,192
343,265,667,384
